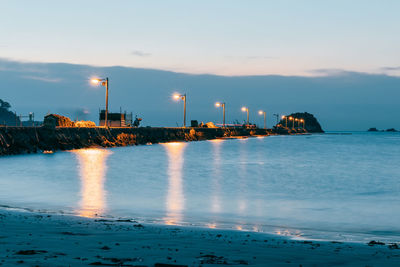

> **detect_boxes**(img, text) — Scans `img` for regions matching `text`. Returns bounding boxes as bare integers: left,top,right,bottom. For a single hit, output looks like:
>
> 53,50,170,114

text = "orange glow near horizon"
209,138,224,143
163,142,187,225
74,148,111,218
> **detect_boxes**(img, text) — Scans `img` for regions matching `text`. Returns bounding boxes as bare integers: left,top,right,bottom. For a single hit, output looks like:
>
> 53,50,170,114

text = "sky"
1,1,400,131
1,0,400,76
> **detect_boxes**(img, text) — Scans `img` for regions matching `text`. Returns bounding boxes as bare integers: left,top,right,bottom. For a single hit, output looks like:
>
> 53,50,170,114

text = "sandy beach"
0,209,399,266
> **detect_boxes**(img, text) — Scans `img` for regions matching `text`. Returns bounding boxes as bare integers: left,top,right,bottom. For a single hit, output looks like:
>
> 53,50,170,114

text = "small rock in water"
368,240,385,246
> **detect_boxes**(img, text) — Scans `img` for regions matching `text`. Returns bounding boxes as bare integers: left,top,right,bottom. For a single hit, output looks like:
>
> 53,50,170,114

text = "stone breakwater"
0,126,272,156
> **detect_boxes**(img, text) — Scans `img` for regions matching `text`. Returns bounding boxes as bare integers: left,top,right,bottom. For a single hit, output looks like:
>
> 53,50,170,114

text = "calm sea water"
1,132,399,242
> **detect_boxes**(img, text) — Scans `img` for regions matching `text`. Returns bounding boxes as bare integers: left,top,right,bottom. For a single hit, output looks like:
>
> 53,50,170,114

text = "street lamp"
289,116,294,129
173,93,187,127
241,107,249,125
282,115,288,128
258,110,266,129
215,102,226,127
295,118,299,129
91,77,109,127
300,119,305,130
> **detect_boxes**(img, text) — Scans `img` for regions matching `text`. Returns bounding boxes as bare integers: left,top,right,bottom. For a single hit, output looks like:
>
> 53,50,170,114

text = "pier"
0,126,281,156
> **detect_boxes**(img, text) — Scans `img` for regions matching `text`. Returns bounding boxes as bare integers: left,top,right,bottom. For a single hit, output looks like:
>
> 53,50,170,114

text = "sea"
1,132,399,243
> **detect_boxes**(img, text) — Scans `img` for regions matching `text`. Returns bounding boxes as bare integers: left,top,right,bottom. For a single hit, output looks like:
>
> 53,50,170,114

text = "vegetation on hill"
0,99,20,126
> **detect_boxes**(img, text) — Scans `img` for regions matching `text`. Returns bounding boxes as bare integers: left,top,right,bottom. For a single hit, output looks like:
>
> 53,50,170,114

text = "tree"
0,99,11,110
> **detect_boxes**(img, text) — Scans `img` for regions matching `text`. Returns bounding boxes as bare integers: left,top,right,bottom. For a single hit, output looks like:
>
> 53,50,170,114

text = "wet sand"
0,209,399,266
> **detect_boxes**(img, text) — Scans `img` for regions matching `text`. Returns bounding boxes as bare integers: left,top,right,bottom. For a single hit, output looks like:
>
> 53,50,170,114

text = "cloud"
380,66,400,71
21,75,62,83
0,57,50,74
130,50,151,57
308,68,351,76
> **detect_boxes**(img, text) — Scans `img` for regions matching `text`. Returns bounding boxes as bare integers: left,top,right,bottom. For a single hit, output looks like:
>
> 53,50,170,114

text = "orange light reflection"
163,142,187,225
207,223,217,229
210,139,224,213
74,148,111,218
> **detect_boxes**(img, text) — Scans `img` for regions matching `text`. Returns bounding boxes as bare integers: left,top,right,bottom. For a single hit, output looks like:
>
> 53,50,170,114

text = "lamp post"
241,107,249,125
91,77,109,127
295,118,299,129
289,116,294,130
300,119,305,130
173,93,187,127
215,102,226,127
282,115,288,128
259,110,266,129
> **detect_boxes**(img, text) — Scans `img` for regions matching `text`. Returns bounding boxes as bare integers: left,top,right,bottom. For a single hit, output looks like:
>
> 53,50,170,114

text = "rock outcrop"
278,112,324,133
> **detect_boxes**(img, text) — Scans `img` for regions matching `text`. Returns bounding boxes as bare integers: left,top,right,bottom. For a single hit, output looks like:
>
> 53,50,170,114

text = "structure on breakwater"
0,126,274,156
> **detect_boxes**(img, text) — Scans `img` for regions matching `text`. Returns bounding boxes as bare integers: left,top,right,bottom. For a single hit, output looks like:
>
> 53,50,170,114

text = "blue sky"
1,0,399,76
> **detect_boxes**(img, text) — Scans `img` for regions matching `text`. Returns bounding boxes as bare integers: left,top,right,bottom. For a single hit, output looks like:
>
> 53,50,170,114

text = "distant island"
368,127,398,132
276,112,324,133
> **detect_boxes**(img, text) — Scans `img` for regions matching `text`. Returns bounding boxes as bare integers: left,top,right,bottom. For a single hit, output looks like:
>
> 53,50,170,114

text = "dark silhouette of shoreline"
0,126,285,156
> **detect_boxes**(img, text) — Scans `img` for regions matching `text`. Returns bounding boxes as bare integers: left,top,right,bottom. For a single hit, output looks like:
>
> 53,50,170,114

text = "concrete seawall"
0,126,271,156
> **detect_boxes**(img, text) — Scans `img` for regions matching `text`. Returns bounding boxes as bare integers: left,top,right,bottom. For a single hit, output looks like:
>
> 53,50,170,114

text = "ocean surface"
1,132,399,243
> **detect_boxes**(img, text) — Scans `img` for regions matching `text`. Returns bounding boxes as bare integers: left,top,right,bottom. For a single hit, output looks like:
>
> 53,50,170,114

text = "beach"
1,208,399,267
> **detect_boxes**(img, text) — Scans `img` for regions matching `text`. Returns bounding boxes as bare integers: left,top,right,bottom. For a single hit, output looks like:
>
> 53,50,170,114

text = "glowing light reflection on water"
163,142,186,225
74,148,111,218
